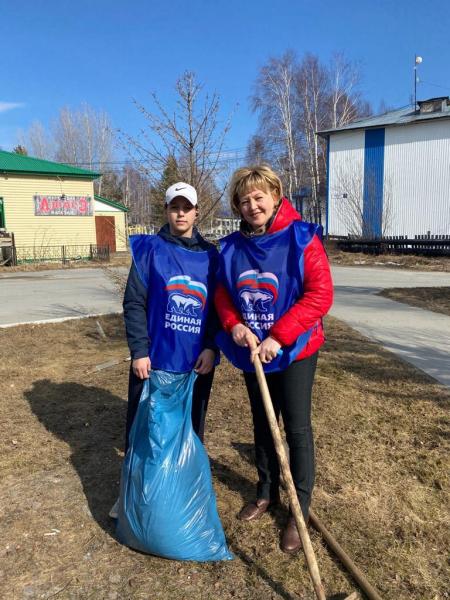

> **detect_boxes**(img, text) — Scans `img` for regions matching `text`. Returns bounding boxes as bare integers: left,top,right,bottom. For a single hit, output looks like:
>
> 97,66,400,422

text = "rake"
253,353,383,600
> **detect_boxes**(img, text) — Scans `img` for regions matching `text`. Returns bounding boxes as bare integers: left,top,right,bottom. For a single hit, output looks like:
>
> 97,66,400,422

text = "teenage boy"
110,182,218,518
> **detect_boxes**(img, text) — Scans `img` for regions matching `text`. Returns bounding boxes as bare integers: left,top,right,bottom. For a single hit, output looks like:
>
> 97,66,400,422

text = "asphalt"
0,268,124,326
0,265,449,387
331,266,450,388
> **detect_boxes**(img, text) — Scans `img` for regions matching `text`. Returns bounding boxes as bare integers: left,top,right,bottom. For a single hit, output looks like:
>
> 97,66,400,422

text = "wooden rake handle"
253,354,326,600
309,509,384,600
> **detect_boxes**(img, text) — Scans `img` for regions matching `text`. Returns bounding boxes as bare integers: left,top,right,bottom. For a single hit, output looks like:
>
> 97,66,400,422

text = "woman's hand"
132,356,151,379
194,349,216,375
251,336,281,364
231,324,259,349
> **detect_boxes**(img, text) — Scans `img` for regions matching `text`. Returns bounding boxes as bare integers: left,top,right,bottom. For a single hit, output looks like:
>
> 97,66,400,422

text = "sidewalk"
0,268,124,327
1,265,449,387
331,266,450,387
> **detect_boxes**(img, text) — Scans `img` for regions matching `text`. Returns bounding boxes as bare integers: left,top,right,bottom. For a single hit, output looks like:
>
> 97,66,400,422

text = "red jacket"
214,198,333,361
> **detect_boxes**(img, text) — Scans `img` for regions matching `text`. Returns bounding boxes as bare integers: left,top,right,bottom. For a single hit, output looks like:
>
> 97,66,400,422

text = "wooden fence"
333,234,450,256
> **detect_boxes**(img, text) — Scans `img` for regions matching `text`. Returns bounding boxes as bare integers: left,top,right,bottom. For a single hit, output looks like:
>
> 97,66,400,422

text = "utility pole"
414,55,422,109
124,169,129,208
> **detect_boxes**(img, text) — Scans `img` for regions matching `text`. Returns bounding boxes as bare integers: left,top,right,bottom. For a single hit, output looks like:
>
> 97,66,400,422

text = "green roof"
94,194,129,212
0,150,101,179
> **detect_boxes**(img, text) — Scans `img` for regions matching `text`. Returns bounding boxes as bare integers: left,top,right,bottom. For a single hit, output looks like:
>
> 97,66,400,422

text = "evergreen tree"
98,172,124,202
150,155,180,228
13,145,28,155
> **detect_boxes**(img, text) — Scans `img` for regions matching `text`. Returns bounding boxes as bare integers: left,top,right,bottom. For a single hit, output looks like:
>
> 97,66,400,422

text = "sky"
1,0,449,164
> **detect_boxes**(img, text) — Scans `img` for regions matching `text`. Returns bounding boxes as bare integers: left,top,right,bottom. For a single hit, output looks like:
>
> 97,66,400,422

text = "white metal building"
319,97,450,238
208,217,241,237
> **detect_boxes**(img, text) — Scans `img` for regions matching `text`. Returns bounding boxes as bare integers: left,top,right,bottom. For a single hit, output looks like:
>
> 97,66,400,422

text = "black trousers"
243,352,318,519
125,366,214,452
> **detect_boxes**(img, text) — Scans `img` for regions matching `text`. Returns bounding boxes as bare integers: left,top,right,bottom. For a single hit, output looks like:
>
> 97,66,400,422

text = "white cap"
165,182,198,206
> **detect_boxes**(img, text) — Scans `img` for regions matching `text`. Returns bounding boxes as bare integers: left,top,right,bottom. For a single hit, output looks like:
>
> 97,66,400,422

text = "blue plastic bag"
116,369,233,562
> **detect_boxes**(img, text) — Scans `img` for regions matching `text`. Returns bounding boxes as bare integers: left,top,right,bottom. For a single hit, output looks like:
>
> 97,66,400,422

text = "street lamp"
414,55,423,109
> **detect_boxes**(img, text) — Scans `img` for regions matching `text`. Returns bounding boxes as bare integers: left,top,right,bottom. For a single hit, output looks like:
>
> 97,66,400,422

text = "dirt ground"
2,245,450,274
1,315,448,600
0,253,131,273
324,244,450,272
378,287,450,317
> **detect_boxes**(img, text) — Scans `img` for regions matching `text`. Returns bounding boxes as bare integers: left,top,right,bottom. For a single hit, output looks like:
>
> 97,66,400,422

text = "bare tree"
19,120,54,159
54,107,81,164
376,99,395,115
19,105,115,197
251,52,300,199
328,53,371,129
332,164,364,236
250,51,372,224
295,54,330,224
54,104,114,194
332,164,393,237
115,165,152,225
120,71,233,227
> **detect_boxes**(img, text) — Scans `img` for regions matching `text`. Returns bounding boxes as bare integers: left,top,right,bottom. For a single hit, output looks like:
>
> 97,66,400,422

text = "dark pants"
243,352,318,519
125,366,214,452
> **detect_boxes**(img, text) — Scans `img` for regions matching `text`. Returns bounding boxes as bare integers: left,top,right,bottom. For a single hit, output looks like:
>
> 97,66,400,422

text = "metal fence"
7,244,110,266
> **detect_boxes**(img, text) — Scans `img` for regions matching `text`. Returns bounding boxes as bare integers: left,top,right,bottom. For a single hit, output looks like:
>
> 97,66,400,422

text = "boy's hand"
194,349,215,375
132,357,151,379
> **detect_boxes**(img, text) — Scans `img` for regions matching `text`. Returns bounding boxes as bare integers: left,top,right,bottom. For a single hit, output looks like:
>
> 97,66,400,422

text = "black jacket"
123,225,219,360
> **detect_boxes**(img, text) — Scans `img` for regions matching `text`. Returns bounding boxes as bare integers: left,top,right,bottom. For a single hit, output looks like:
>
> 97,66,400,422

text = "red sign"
34,195,93,216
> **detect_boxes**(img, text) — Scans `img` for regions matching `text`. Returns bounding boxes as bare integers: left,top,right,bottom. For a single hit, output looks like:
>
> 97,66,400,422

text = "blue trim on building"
325,135,330,238
363,128,385,237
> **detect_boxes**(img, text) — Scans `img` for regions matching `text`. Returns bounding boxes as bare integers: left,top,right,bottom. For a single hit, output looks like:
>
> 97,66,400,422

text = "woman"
215,165,333,554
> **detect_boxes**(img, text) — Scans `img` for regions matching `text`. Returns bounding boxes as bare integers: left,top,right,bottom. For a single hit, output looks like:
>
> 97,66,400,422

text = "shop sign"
34,195,93,216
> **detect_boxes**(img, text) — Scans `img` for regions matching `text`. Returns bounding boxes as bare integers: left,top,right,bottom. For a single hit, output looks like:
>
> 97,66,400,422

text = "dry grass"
378,287,450,317
0,315,448,599
325,242,450,272
3,243,450,274
0,253,131,273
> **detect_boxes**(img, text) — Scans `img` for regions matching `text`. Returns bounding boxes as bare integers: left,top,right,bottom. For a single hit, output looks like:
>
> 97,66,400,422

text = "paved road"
331,267,450,387
1,265,449,386
0,268,125,326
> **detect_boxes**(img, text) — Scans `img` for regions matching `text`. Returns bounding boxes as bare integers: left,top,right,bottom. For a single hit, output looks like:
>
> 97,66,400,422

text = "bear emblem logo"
165,275,207,317
237,269,279,313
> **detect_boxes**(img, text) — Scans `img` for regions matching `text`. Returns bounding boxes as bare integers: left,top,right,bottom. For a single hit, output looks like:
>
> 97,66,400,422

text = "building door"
95,216,116,252
0,198,5,229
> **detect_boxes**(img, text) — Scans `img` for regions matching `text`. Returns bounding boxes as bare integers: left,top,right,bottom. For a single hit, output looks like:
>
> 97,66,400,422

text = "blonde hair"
229,165,283,216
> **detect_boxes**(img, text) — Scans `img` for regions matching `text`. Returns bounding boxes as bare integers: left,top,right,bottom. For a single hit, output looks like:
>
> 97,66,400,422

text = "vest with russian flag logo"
129,234,218,373
216,220,321,372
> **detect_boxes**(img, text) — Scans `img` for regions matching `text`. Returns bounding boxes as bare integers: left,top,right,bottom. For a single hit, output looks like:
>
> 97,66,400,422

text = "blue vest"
130,235,218,373
216,221,320,372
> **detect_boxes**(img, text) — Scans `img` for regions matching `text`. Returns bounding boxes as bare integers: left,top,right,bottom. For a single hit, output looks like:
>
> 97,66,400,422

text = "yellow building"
0,150,128,258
